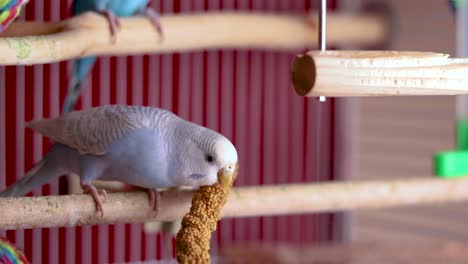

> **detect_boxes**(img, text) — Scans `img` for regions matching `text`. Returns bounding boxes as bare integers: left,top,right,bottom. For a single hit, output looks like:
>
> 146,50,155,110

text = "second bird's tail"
62,78,83,113
63,56,97,113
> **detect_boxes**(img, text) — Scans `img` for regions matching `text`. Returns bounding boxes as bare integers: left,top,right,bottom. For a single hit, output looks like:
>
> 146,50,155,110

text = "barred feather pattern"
26,105,179,155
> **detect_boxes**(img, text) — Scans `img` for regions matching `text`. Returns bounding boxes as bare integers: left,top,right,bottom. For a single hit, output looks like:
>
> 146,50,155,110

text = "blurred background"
355,0,468,245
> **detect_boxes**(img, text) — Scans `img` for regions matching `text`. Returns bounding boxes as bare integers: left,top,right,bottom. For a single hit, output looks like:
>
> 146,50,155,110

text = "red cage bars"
0,0,339,263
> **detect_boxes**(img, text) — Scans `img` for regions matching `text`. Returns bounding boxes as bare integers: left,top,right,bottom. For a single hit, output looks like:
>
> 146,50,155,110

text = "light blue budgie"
0,105,238,218
62,0,163,113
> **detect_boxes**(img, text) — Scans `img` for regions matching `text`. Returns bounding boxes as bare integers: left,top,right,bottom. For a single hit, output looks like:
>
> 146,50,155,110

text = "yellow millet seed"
175,183,230,264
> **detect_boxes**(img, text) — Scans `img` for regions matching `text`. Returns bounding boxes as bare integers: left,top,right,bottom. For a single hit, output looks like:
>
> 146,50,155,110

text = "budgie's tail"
62,56,97,113
62,77,83,113
0,145,67,197
0,159,48,197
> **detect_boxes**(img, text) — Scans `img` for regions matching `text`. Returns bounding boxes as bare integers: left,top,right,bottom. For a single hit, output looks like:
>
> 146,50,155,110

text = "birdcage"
2,0,468,263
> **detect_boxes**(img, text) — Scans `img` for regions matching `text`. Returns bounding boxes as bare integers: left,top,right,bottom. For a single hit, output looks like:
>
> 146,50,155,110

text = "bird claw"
81,184,107,219
98,189,108,202
99,8,163,44
141,7,164,41
147,188,160,217
98,10,121,44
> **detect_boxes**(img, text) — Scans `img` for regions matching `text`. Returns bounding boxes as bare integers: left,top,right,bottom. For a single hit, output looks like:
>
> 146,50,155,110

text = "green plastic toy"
433,1,468,178
434,121,468,178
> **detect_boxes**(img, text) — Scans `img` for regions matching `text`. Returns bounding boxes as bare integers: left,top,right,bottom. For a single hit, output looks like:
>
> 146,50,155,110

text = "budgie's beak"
218,163,238,187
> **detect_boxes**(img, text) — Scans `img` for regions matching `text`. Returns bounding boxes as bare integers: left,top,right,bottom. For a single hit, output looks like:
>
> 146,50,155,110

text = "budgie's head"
179,126,238,188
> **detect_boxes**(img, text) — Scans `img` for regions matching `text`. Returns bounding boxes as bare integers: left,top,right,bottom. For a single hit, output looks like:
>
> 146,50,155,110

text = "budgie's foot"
81,184,108,218
141,7,163,40
98,10,121,44
147,188,160,216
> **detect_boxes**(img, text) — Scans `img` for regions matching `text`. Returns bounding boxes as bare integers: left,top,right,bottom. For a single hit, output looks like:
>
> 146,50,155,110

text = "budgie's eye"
206,155,214,163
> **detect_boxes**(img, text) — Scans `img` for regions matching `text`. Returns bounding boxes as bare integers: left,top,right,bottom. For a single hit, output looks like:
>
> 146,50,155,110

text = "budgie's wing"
107,0,150,16
72,0,149,16
26,105,159,155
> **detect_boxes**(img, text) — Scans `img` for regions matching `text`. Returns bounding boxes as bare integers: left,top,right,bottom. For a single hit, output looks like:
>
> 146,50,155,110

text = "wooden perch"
291,50,468,97
0,11,389,65
1,177,468,230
